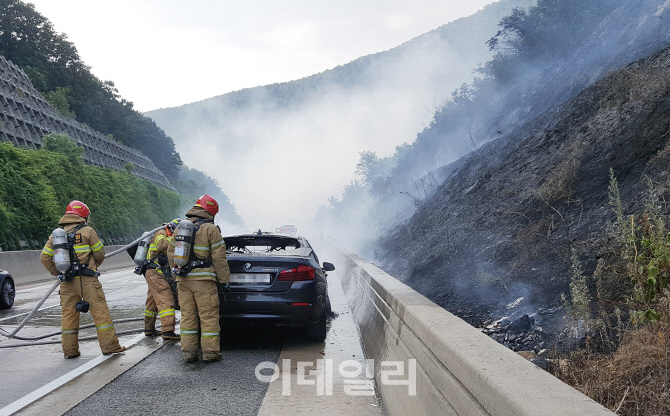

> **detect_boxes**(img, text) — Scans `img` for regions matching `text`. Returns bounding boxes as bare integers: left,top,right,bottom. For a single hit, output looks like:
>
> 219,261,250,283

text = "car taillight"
277,265,315,281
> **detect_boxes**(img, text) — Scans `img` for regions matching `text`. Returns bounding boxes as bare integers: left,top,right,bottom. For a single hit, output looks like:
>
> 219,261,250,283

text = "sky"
27,0,498,112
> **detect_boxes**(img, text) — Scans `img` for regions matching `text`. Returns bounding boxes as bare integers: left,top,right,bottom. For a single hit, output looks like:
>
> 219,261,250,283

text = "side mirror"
322,262,335,272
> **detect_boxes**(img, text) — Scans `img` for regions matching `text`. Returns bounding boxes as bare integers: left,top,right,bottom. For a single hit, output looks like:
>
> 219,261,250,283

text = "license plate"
230,273,271,284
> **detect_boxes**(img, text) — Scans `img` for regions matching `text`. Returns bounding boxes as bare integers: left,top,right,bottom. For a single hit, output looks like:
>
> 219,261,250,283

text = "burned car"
219,233,334,341
0,269,15,309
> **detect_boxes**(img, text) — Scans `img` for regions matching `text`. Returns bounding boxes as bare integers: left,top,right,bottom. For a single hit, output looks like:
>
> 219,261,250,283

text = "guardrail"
324,243,615,416
0,246,135,286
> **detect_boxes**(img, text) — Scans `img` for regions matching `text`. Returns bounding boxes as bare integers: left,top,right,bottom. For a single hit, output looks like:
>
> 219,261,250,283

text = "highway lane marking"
0,332,146,416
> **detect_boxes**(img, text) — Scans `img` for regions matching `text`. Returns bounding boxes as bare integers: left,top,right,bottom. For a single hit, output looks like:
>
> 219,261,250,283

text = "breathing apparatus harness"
55,223,100,282
133,226,181,309
174,218,213,277
134,252,161,276
54,223,99,313
135,226,174,275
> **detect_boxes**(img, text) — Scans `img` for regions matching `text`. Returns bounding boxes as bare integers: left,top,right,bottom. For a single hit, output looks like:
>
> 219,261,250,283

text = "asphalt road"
0,268,150,412
64,326,283,416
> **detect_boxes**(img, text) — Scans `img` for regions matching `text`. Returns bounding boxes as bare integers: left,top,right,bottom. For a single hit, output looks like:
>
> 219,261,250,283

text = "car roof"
223,233,312,257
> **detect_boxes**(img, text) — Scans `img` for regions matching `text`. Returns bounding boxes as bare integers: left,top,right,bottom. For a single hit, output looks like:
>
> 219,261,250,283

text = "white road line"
0,333,145,416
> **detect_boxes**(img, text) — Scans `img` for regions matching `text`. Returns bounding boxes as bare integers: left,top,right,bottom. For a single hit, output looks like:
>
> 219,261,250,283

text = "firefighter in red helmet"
40,200,126,358
168,195,230,363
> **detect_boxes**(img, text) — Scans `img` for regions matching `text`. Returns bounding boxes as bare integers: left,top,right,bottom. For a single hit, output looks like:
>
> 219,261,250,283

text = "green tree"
483,0,619,82
41,133,83,165
0,0,183,180
43,87,75,118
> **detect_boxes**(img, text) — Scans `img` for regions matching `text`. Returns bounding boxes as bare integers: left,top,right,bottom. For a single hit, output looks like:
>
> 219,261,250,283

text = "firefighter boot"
103,346,127,355
162,330,180,340
203,353,222,363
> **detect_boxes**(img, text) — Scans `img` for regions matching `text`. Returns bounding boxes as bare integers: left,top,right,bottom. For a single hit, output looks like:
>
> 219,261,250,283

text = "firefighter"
168,195,230,363
40,200,126,358
143,219,180,340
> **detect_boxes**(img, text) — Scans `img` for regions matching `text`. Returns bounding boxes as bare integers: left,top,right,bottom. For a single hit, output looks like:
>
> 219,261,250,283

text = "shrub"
0,142,180,249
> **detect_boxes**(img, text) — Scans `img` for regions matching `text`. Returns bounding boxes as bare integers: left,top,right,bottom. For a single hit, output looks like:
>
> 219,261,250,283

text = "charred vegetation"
378,44,670,415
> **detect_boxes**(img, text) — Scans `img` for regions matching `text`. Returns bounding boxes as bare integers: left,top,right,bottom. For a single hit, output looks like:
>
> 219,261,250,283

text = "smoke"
313,0,670,260
149,0,535,234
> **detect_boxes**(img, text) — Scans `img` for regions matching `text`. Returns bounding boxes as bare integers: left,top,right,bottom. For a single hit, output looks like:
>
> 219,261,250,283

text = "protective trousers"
144,269,176,332
177,280,220,361
60,276,122,356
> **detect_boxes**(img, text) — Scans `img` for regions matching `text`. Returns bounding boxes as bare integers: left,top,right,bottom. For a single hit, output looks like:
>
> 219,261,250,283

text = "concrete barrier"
0,245,135,286
324,244,615,416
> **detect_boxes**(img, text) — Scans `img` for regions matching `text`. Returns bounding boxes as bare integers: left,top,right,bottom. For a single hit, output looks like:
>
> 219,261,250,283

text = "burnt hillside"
379,45,670,348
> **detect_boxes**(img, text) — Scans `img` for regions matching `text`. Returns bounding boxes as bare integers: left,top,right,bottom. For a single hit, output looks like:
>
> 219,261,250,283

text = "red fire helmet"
65,200,90,218
195,194,219,216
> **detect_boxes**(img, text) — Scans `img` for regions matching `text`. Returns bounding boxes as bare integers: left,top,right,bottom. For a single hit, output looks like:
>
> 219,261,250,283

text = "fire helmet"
195,194,219,216
166,218,182,235
65,200,90,218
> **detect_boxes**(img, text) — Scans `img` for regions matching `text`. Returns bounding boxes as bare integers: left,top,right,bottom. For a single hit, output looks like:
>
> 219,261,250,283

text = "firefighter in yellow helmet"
40,200,126,358
143,219,180,340
168,195,230,363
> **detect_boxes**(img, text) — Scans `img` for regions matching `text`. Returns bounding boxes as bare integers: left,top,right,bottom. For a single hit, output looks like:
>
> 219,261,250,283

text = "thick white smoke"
149,0,535,233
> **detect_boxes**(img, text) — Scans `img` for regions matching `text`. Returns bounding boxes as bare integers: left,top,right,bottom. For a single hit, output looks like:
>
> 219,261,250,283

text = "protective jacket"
168,206,230,284
147,227,169,272
144,227,176,333
39,213,122,357
40,214,105,275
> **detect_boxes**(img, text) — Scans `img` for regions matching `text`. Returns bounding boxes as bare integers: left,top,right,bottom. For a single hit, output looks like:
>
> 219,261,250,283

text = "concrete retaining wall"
324,244,615,416
0,245,135,285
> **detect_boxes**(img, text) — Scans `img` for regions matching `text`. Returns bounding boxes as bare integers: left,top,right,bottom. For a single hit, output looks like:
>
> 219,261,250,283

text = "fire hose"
0,225,167,346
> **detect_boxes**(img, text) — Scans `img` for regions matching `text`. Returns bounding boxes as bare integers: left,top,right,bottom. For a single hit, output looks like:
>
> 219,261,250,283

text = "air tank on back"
173,219,194,268
134,232,153,266
51,228,71,273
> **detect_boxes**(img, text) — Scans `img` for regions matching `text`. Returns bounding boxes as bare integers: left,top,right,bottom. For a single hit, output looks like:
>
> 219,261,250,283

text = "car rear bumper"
217,289,326,325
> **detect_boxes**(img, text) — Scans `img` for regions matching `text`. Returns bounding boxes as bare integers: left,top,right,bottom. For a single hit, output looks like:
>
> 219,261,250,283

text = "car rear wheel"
0,277,15,309
306,296,329,342
306,310,327,341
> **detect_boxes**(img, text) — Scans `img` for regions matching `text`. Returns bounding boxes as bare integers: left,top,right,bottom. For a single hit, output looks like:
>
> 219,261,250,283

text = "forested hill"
0,0,181,180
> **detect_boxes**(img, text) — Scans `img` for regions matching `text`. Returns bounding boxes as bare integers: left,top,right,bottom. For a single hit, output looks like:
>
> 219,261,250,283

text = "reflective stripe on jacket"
40,214,105,276
147,227,169,271
167,206,231,283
